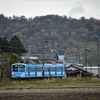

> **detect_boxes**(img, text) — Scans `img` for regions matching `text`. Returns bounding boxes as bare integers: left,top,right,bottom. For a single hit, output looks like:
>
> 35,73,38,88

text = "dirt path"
0,88,100,100
0,88,100,94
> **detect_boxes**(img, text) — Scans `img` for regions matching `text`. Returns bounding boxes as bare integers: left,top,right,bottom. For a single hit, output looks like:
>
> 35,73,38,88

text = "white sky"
0,0,100,19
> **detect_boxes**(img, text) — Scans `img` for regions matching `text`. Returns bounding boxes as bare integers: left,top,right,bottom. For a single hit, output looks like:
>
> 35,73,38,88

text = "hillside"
0,14,100,63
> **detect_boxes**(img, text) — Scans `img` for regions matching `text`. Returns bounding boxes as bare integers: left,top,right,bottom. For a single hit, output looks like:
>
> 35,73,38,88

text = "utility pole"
78,43,81,64
42,41,45,78
97,43,100,78
85,44,88,78
85,45,88,67
43,50,44,78
28,45,31,61
54,40,58,49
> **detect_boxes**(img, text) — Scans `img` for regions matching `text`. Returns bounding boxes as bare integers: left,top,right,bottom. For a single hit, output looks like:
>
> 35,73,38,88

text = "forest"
0,14,100,65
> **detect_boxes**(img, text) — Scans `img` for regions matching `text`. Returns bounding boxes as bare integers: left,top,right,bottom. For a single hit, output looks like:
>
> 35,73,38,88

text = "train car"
11,63,65,79
26,64,43,78
44,64,65,77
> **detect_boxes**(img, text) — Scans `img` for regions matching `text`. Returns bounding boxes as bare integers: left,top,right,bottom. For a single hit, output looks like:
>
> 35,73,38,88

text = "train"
11,63,65,79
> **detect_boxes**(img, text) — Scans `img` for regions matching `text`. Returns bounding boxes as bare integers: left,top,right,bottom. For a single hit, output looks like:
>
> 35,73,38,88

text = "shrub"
48,80,53,83
35,80,42,84
20,80,24,84
49,75,53,79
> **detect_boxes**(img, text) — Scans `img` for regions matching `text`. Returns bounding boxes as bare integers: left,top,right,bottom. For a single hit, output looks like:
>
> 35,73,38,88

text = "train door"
61,67,63,75
49,67,50,76
35,67,37,76
55,67,57,76
28,67,30,76
50,66,55,76
45,66,50,77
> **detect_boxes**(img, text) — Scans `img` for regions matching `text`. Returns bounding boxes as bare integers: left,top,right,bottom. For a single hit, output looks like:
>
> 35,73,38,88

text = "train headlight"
12,73,16,76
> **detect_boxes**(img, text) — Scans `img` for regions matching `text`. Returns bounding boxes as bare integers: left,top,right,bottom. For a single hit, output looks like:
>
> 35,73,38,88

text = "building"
84,66,100,76
22,52,58,64
58,55,64,63
65,64,92,78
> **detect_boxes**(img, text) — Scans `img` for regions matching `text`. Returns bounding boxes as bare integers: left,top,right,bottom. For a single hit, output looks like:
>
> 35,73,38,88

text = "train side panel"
25,65,43,78
11,63,65,78
44,64,65,77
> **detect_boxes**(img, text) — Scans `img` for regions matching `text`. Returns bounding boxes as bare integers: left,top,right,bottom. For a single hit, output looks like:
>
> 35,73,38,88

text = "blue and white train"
11,63,65,79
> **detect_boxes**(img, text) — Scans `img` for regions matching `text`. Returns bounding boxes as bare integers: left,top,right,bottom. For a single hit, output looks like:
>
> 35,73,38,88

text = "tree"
0,54,8,80
8,53,21,66
0,36,10,53
8,52,21,78
9,36,26,55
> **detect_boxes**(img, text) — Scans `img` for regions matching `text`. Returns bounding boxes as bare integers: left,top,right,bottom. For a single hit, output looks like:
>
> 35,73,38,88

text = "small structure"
65,64,92,78
22,52,58,64
58,55,64,63
84,66,99,76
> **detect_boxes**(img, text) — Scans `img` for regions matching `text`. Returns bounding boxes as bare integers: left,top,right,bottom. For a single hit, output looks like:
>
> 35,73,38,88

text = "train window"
13,65,18,72
37,68,42,72
30,68,34,72
50,68,55,71
19,65,25,72
56,67,61,71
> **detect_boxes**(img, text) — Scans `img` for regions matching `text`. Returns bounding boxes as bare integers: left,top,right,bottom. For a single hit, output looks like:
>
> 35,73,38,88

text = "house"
31,52,57,62
22,52,58,64
65,64,92,78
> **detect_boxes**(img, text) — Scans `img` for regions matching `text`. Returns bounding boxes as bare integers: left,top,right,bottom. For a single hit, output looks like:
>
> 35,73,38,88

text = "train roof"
12,63,64,66
12,63,26,65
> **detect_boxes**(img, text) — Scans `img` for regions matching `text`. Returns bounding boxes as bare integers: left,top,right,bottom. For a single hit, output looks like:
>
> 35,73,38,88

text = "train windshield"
13,65,18,72
19,65,25,72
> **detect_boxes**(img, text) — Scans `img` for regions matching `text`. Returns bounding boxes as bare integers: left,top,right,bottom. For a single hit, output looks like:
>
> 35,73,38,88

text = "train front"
11,63,26,79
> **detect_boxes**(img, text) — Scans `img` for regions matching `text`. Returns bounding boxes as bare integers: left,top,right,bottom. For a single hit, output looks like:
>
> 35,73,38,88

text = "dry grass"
0,77,100,89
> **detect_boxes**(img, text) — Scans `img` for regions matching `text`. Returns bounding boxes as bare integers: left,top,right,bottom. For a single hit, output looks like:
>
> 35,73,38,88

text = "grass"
0,77,100,89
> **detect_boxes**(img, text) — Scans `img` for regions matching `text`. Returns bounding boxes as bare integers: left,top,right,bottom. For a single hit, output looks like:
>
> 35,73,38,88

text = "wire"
0,44,24,49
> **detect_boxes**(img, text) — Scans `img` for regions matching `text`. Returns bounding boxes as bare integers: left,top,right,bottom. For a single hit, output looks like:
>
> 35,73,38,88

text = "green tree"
0,37,10,53
0,53,8,80
9,36,26,55
8,53,21,66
